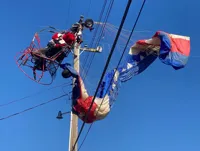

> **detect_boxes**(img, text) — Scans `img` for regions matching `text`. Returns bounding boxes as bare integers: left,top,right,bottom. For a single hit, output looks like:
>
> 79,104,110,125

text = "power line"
82,0,114,81
85,0,92,17
0,94,68,121
77,0,147,150
66,0,72,27
81,0,108,76
95,0,114,47
71,0,133,150
78,123,93,151
0,82,72,108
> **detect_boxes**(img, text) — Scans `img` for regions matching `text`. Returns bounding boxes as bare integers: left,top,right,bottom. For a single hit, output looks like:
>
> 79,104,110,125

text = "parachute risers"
15,27,71,85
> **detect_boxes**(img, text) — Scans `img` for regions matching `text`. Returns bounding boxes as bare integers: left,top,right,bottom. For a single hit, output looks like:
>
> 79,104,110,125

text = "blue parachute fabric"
119,53,157,82
72,77,80,106
155,31,190,70
60,63,78,77
118,30,191,82
156,32,171,59
97,69,115,98
97,69,121,106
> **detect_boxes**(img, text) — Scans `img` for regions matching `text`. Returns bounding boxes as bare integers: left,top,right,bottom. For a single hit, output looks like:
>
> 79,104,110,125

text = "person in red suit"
33,17,94,69
71,69,120,123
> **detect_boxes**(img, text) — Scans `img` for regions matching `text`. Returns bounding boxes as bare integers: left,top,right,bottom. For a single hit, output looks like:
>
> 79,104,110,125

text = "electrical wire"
85,0,92,17
78,123,93,151
66,0,72,27
81,0,108,78
82,0,114,81
0,82,72,108
0,94,68,121
77,0,147,150
71,0,132,150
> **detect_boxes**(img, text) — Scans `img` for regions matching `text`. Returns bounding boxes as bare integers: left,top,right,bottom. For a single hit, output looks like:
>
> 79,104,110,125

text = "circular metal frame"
15,27,70,85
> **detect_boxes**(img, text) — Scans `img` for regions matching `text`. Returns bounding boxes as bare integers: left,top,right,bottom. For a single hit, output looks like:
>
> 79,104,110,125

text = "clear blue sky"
0,0,199,151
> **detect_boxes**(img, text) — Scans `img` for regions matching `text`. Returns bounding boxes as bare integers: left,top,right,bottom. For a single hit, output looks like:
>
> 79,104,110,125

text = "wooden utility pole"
68,43,102,151
68,43,80,151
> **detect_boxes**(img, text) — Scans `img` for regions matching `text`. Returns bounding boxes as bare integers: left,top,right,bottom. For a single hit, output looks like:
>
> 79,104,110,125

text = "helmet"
84,19,94,28
62,69,72,78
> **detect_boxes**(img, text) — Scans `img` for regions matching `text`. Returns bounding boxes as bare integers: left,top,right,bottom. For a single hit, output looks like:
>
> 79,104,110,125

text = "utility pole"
68,43,101,151
68,17,102,151
68,43,80,151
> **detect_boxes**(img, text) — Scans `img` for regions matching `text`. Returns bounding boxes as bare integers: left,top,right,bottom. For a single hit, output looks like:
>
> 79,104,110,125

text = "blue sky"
0,0,199,151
